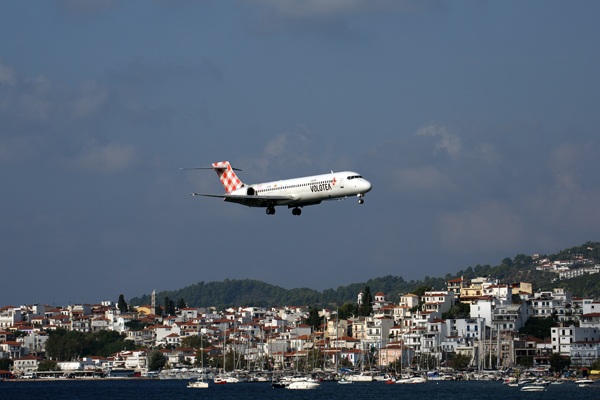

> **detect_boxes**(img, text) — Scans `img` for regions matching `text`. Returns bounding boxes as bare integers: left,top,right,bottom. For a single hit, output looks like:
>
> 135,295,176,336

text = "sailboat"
188,333,209,389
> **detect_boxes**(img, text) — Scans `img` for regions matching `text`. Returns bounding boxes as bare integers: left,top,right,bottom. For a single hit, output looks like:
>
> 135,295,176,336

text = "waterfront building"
13,354,43,373
551,325,600,356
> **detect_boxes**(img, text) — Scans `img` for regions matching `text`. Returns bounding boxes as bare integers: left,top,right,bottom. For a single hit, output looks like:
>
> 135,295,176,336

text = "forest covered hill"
129,241,600,310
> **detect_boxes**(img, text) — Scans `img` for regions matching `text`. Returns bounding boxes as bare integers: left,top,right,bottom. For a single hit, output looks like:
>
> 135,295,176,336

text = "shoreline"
2,377,159,382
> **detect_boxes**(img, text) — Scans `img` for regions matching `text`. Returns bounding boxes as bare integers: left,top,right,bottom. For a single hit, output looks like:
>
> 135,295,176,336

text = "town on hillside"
1,272,600,380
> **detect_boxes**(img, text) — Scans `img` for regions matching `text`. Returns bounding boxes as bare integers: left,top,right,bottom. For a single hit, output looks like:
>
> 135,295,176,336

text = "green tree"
194,349,210,367
519,316,556,340
450,354,471,371
44,329,82,361
124,320,150,331
148,349,167,371
304,307,321,331
338,303,357,320
501,257,514,267
549,353,570,372
358,286,373,316
177,298,186,309
0,358,13,371
518,355,534,368
339,357,354,368
37,360,61,371
209,354,223,369
305,349,324,371
442,302,471,319
180,335,210,349
412,285,433,297
164,296,170,316
484,354,498,369
117,294,128,313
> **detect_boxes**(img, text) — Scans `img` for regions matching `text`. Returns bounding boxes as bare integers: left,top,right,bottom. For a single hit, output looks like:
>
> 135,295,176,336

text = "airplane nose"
364,180,372,193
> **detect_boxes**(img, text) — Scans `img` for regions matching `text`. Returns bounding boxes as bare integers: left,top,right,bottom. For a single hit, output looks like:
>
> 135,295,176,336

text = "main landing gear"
266,206,302,215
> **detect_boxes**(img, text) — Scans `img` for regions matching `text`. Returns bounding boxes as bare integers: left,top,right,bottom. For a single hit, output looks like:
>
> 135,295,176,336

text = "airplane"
182,161,372,216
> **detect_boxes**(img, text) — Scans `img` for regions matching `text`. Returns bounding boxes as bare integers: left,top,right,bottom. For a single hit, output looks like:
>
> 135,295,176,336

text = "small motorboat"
187,379,209,389
287,380,320,390
521,386,546,392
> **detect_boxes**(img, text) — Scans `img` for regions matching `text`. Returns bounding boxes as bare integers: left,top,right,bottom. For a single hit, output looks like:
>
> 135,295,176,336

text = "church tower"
151,290,156,313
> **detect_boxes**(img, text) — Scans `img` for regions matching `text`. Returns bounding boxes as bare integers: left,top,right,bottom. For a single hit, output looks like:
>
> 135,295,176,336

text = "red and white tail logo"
213,161,243,193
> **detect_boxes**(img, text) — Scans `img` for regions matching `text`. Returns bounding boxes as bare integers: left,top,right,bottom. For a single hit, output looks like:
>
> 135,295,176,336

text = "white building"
13,355,43,373
551,325,600,356
0,307,22,329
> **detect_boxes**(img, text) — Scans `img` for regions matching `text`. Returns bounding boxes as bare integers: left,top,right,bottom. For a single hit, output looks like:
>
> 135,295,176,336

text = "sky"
1,0,599,306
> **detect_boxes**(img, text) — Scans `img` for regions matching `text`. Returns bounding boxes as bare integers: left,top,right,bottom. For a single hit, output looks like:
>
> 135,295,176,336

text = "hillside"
129,241,600,309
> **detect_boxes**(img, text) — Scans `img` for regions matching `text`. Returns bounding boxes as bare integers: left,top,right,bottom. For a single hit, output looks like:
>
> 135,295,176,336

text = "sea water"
2,379,599,400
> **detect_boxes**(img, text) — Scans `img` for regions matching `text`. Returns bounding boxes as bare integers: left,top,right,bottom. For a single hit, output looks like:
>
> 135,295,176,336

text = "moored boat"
187,379,209,389
521,385,545,391
287,379,320,390
348,373,373,382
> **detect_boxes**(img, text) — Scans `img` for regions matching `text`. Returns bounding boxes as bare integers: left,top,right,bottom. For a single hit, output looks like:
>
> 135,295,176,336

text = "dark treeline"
128,241,600,310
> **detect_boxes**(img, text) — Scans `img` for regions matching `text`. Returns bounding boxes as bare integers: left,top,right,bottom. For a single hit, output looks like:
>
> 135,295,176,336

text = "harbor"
2,378,600,400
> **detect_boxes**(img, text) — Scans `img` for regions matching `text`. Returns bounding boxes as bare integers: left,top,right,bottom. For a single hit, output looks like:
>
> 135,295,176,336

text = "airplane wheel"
266,207,275,215
358,199,364,204
292,208,301,216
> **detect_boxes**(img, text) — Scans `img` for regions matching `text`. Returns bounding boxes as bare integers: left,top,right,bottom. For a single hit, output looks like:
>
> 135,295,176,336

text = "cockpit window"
347,175,362,180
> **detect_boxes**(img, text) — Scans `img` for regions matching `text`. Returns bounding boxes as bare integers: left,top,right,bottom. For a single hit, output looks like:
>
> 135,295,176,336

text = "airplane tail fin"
212,161,243,193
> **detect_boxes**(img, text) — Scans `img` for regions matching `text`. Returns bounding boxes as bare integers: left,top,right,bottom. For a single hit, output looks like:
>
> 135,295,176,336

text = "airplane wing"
190,193,293,207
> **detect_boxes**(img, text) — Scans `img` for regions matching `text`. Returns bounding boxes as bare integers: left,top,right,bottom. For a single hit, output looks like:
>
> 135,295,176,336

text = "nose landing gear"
358,194,365,204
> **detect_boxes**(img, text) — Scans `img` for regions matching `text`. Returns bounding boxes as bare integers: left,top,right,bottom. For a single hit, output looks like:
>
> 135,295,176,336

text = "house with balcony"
422,291,456,315
0,341,22,359
0,306,22,329
551,325,600,356
580,312,600,329
447,277,468,295
379,342,413,368
570,339,600,366
13,355,43,374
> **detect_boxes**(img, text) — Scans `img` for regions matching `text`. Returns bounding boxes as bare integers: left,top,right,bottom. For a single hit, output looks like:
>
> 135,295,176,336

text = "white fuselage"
231,171,372,207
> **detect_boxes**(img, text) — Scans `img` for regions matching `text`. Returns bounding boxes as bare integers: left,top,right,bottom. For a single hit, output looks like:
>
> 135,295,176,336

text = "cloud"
392,165,454,193
250,0,434,18
70,141,137,173
0,61,16,85
240,124,320,179
0,61,141,173
415,123,461,156
439,201,524,253
244,0,440,36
